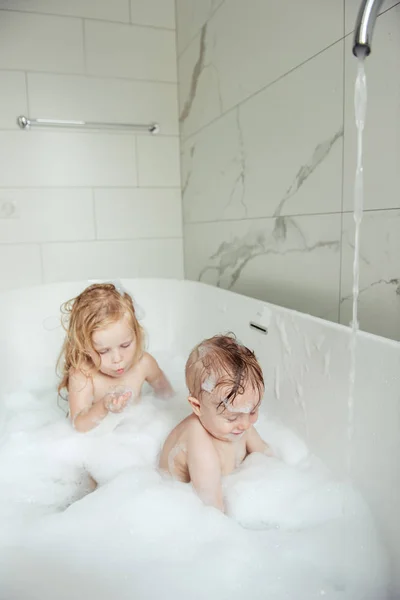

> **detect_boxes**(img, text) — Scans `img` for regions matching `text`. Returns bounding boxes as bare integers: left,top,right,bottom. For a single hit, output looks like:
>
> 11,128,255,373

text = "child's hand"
103,388,132,413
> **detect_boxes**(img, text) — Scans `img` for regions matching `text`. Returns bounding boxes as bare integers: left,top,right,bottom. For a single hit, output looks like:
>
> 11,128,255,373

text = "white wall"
0,0,183,289
176,0,400,342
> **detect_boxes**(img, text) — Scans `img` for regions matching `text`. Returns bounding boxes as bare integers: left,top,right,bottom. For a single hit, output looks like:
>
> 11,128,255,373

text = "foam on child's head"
67,283,134,330
185,334,264,408
221,398,255,414
88,279,125,296
201,375,217,394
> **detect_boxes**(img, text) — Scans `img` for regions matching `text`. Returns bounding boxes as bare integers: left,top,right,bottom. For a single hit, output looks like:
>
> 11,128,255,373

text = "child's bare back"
159,414,249,482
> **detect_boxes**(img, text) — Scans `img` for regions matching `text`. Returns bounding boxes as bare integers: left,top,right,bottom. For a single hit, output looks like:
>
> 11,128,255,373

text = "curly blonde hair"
57,283,144,395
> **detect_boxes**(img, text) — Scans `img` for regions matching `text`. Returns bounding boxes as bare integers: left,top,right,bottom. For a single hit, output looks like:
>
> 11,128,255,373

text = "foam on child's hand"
105,386,134,402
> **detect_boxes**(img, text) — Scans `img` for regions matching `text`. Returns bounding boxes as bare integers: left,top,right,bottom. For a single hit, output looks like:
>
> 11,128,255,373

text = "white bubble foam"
222,398,254,414
201,375,217,393
0,354,389,600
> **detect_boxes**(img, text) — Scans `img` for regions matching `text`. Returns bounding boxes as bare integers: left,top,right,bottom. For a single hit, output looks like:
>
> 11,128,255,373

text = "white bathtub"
1,278,399,595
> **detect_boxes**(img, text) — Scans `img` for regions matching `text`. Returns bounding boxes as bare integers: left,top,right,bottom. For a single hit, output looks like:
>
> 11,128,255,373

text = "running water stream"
347,58,367,471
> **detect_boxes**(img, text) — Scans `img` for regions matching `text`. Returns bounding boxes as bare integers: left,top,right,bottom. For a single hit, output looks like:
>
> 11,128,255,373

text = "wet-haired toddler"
159,334,272,511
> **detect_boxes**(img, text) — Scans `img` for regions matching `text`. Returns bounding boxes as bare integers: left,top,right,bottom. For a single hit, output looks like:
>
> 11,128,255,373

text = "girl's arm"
142,353,174,398
68,369,108,432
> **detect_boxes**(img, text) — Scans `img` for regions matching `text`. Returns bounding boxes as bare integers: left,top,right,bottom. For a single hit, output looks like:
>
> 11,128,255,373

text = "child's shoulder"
185,415,215,447
138,351,160,372
68,366,94,390
139,351,154,364
173,414,204,439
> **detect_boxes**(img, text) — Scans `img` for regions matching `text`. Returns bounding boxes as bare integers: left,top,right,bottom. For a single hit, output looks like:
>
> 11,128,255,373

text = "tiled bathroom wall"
1,0,398,341
0,0,183,290
177,0,400,341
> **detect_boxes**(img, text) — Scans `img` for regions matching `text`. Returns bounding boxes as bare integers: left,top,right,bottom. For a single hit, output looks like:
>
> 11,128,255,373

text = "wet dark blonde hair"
57,283,144,394
185,333,264,409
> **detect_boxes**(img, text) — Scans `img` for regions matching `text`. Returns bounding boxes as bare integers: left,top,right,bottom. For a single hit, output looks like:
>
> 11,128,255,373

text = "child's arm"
142,353,174,398
246,426,274,457
68,370,108,433
187,428,224,512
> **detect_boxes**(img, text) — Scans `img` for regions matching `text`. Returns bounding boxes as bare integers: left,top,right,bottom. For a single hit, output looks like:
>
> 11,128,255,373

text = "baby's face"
198,383,261,443
90,315,137,377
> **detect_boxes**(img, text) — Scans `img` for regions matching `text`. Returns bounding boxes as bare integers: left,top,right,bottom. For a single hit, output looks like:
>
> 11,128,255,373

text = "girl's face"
90,315,137,377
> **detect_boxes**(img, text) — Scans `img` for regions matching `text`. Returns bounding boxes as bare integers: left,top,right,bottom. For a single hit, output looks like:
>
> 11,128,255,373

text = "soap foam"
0,355,389,600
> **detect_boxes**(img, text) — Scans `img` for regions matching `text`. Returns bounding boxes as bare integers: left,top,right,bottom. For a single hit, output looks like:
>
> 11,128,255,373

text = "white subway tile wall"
137,136,181,187
42,239,183,283
84,20,177,81
94,188,182,240
27,74,179,135
0,0,182,289
0,72,28,128
0,0,131,22
0,12,85,73
130,0,175,30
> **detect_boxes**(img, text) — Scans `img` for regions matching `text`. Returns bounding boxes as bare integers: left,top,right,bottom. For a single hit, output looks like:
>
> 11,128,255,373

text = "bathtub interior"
0,278,399,595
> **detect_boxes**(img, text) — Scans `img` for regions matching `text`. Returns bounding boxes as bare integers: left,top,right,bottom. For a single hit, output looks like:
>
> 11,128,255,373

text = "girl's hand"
103,388,132,413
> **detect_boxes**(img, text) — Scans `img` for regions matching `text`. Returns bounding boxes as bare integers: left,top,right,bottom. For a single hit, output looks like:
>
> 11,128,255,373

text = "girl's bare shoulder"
68,364,94,391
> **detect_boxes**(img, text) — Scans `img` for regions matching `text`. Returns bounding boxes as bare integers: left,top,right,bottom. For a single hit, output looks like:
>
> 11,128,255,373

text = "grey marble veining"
196,118,342,292
198,217,339,291
273,128,344,218
180,25,207,124
341,277,400,305
178,0,343,139
184,213,342,320
176,0,225,56
177,0,400,341
181,144,195,199
340,210,400,340
181,41,343,223
224,108,248,217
